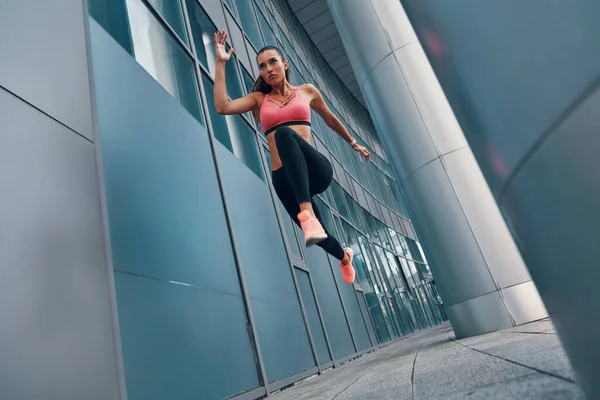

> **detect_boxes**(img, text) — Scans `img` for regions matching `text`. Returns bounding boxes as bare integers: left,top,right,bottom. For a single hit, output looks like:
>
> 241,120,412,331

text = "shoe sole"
305,233,328,247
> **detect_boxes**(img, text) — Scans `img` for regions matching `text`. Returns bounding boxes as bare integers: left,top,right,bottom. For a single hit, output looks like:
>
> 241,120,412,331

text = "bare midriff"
267,125,311,171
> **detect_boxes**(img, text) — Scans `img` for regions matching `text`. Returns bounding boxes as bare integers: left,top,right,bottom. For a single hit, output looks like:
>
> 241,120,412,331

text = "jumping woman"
213,30,370,284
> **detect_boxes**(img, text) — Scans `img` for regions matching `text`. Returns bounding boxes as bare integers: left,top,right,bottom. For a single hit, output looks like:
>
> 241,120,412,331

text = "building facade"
0,0,448,399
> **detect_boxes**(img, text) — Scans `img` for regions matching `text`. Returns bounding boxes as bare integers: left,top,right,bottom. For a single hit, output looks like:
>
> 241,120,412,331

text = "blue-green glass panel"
304,246,354,360
202,73,233,150
234,0,263,49
115,273,260,400
217,144,314,382
92,21,237,294
295,268,332,365
146,0,188,43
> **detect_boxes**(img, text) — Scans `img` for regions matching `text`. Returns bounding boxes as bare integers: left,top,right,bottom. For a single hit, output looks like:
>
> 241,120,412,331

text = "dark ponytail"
252,46,291,94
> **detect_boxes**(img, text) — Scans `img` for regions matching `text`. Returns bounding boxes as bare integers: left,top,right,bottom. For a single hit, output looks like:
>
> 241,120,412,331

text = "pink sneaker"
340,248,356,284
298,210,328,246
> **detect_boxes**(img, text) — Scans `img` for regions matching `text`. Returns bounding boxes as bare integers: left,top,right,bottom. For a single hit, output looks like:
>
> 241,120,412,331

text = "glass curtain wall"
88,0,446,398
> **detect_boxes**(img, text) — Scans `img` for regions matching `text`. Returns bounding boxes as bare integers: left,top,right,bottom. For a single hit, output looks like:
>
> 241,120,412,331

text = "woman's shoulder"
297,83,319,97
297,83,317,91
251,91,268,104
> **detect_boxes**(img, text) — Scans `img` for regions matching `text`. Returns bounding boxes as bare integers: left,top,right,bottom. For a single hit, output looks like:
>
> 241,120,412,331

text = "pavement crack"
411,333,434,400
448,333,576,384
330,361,382,400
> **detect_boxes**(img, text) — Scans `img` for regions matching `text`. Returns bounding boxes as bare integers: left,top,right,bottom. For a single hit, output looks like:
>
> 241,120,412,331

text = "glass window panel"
223,0,235,13
295,269,332,364
343,190,359,229
225,115,265,180
89,0,134,54
185,2,243,103
146,0,188,43
202,72,233,150
127,0,203,122
224,52,245,99
256,7,277,46
407,238,425,263
287,60,299,85
330,181,350,220
185,0,217,71
280,35,298,68
313,198,335,237
234,0,264,50
242,66,255,94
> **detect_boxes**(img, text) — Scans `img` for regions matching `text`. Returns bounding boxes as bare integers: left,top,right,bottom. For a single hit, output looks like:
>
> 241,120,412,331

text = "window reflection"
126,0,203,122
234,0,263,49
185,0,217,70
146,0,188,43
225,115,265,180
256,7,277,46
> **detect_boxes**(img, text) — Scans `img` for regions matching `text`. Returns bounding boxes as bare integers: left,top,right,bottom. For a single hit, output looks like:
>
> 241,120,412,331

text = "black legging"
271,126,345,260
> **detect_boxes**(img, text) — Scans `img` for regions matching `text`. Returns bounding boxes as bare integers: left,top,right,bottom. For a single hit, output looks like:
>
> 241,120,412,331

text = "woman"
213,30,370,284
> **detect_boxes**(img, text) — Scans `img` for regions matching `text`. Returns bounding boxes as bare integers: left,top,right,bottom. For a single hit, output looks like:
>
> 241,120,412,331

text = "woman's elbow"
215,104,227,115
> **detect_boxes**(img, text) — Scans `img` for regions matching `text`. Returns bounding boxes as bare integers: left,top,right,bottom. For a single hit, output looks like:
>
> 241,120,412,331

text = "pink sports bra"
260,86,311,135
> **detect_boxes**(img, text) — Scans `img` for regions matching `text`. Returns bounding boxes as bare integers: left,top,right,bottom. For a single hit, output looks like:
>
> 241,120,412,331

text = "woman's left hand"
352,143,371,161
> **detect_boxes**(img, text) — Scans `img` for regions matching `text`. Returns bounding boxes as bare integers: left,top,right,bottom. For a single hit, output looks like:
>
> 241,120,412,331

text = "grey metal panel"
0,0,93,140
501,281,548,326
312,23,338,44
295,0,328,22
288,0,311,11
0,89,120,399
394,43,468,156
444,291,512,339
319,35,344,54
442,148,532,289
500,84,600,399
362,54,439,181
370,0,417,50
327,0,392,84
322,45,346,65
335,63,354,80
401,159,496,306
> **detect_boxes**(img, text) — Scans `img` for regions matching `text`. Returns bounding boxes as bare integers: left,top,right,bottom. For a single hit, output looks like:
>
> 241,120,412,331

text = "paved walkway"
271,320,584,399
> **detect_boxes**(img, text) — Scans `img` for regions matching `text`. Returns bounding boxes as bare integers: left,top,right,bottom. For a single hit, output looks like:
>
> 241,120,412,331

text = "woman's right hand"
214,29,234,63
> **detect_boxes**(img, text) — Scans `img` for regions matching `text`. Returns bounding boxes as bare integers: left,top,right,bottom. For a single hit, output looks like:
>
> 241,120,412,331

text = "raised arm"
214,30,259,115
307,84,371,161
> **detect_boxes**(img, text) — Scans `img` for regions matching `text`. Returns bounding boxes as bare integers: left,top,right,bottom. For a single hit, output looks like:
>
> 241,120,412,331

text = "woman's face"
257,49,288,86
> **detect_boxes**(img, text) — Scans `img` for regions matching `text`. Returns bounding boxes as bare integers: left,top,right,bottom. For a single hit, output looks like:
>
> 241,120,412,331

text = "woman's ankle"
341,252,350,266
299,202,315,218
